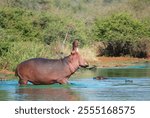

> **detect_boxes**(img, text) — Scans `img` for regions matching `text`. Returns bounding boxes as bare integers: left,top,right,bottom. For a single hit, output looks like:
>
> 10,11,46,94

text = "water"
0,62,150,101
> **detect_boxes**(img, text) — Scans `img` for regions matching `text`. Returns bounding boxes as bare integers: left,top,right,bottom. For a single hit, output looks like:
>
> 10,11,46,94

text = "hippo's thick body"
15,40,88,85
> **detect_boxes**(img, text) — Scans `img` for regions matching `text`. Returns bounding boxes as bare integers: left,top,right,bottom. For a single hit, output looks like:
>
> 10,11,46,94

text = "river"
0,62,150,101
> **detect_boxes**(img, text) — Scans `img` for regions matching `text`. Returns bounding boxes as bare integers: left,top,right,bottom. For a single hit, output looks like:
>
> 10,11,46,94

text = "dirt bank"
0,70,15,75
87,57,150,68
0,70,15,80
96,57,149,68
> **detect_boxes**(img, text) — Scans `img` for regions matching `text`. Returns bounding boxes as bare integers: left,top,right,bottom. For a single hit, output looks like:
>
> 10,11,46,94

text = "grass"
0,41,53,71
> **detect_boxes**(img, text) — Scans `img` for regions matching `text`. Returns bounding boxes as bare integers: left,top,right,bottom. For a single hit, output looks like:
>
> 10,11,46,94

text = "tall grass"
0,41,54,70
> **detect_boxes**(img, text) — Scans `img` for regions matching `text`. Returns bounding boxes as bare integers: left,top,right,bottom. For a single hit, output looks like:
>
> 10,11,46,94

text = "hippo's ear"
71,39,79,54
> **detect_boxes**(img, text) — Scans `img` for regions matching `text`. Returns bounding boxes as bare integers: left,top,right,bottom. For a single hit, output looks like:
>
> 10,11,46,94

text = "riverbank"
89,56,149,68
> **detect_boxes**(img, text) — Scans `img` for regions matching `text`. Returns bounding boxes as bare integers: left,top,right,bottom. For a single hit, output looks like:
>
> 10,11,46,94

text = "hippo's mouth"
80,65,89,68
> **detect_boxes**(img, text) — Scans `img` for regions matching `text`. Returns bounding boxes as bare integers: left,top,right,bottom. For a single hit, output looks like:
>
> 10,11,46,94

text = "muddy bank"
93,57,149,68
0,70,15,80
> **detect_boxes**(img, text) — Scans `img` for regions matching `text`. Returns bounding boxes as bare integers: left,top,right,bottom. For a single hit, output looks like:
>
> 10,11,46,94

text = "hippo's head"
69,40,89,68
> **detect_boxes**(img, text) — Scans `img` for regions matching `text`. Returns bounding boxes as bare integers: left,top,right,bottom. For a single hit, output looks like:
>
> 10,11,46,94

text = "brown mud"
96,57,148,68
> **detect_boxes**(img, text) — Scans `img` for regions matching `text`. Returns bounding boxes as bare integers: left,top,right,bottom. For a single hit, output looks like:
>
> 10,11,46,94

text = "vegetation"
95,13,150,57
0,0,150,71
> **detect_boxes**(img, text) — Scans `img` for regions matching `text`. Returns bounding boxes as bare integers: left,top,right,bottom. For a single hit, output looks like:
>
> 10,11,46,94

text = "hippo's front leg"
57,78,69,84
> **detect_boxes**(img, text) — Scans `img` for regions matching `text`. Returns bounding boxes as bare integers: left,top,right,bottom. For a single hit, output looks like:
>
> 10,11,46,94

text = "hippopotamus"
93,76,107,80
15,40,88,85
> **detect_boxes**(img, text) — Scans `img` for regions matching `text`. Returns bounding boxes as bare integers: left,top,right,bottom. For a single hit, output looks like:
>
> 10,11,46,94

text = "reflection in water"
0,63,150,101
0,90,9,100
15,87,80,101
71,77,150,101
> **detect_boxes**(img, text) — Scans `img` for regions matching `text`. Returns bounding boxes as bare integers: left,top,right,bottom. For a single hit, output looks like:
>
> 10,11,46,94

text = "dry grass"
79,46,98,64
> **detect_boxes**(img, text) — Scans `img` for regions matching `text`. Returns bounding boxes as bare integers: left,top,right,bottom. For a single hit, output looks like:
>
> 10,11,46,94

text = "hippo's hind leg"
16,66,28,85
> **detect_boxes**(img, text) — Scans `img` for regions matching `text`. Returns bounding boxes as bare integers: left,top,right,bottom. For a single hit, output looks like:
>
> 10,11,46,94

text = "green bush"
0,7,88,44
0,41,53,70
42,14,88,45
95,13,150,57
0,8,42,42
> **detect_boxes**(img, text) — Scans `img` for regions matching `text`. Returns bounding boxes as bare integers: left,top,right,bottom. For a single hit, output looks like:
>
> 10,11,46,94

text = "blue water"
0,63,150,101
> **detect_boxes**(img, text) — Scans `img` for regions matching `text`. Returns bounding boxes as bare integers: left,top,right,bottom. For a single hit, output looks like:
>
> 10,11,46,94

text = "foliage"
95,13,150,57
0,0,150,71
0,7,89,70
0,8,42,42
0,7,88,44
0,41,52,70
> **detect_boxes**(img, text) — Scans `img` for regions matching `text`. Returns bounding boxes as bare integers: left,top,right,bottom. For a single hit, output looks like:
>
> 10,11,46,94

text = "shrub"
130,38,150,57
0,7,42,42
95,13,150,57
0,7,88,44
0,41,53,70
